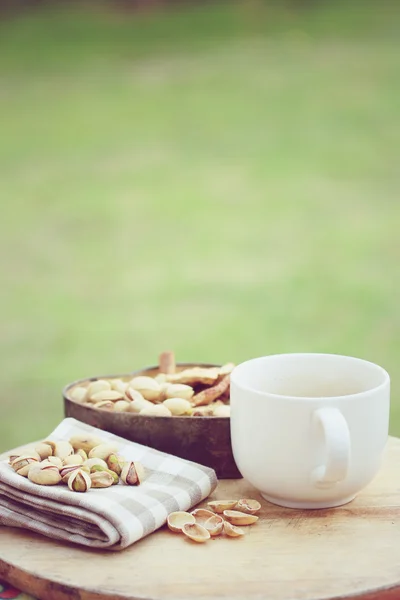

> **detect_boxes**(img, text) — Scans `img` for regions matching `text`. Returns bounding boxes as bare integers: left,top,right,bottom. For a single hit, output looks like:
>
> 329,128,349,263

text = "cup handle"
310,407,351,488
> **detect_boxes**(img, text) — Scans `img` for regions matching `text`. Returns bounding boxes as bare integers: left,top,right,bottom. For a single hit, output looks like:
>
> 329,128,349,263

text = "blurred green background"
0,0,399,453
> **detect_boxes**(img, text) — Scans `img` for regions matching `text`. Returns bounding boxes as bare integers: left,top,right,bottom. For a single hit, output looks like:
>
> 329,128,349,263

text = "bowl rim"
63,362,229,421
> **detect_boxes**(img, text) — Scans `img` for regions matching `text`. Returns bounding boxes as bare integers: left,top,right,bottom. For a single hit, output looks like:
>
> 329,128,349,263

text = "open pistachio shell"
236,498,262,514
191,508,216,527
207,500,238,513
204,515,224,536
182,522,210,543
223,510,259,526
167,511,196,533
223,520,245,537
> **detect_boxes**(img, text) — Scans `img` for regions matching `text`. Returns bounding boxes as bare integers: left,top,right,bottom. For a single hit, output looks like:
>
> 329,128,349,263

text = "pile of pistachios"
167,498,261,542
68,351,234,417
8,434,145,493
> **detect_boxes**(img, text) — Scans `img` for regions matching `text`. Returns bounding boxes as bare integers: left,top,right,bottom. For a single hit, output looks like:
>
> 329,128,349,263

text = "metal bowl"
63,362,241,479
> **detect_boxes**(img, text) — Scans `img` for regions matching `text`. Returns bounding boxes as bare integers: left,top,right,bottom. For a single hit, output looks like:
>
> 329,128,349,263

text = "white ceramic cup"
230,353,390,509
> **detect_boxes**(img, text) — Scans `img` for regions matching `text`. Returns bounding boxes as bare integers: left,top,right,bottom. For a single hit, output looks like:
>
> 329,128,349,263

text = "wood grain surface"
1,438,400,600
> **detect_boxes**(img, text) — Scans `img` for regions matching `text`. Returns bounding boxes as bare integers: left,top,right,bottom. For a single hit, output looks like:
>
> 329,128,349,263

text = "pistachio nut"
162,397,192,416
84,457,109,471
42,440,57,454
207,499,238,514
90,471,114,488
53,441,74,460
113,400,131,412
47,456,63,468
70,386,88,403
88,443,118,461
120,461,145,485
35,442,53,460
182,522,210,543
86,379,111,399
203,515,224,536
94,400,115,411
223,520,245,537
164,384,194,401
236,498,261,514
28,464,61,486
212,404,230,418
76,449,88,462
128,376,162,402
110,378,129,394
11,455,40,474
222,510,259,526
63,454,84,466
90,465,119,484
8,453,20,464
60,465,82,484
139,404,171,417
126,395,153,413
69,434,103,454
106,453,125,476
167,511,196,533
68,469,91,492
90,390,124,403
154,373,167,384
125,387,146,403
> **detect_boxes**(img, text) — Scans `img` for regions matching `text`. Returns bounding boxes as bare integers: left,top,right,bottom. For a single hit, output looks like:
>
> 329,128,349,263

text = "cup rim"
230,353,390,401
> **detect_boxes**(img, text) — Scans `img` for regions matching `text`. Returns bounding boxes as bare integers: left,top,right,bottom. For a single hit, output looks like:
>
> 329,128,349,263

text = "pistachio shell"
223,510,259,526
236,498,262,514
204,515,224,536
35,442,53,460
223,520,245,537
94,400,115,411
28,464,61,486
86,380,111,399
113,400,131,412
110,379,129,394
129,376,162,402
90,471,114,488
47,456,63,468
191,508,216,527
125,388,145,403
164,384,194,401
69,435,103,454
68,469,91,492
60,465,82,484
182,522,210,543
63,454,83,466
90,390,124,403
106,453,125,476
121,461,145,485
126,395,153,413
88,444,118,461
207,499,238,513
163,397,192,416
167,511,196,533
76,449,88,461
84,457,109,471
139,404,171,417
53,441,74,460
11,455,40,473
70,386,88,403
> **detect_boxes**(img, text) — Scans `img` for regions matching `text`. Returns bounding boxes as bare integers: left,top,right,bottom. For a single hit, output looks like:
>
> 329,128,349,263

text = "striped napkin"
0,418,217,550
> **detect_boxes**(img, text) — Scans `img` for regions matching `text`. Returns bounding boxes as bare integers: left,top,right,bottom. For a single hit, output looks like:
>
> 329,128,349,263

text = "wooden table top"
1,438,400,600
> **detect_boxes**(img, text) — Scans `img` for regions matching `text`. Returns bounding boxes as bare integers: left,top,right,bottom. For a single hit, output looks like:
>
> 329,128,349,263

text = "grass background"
0,0,399,452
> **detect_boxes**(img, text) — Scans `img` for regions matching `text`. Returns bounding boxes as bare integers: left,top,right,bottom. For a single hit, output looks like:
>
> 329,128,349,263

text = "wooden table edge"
1,437,400,600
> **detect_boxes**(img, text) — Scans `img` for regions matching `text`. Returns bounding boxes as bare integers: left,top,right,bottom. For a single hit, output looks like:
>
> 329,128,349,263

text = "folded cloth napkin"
0,418,217,550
